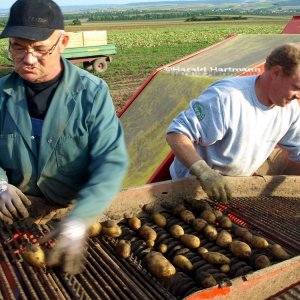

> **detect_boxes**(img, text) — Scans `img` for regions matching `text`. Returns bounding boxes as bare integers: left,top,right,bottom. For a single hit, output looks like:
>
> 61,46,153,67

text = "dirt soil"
108,75,146,113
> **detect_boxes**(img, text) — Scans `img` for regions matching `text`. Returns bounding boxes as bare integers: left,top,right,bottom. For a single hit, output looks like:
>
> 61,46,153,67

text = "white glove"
190,160,232,203
0,181,31,224
41,218,88,275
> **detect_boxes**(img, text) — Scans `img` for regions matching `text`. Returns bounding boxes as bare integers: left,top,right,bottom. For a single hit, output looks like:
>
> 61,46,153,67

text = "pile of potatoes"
24,200,291,284
78,200,289,290
119,200,291,286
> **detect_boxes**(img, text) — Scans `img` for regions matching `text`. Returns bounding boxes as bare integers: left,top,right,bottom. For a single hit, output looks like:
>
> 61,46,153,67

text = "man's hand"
0,181,31,224
190,160,232,203
41,218,88,275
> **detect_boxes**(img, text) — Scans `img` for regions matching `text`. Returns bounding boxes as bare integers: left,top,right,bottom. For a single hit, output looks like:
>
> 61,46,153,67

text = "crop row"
108,24,282,49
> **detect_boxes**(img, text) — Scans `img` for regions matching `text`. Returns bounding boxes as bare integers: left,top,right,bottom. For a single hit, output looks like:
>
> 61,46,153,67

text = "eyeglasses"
8,34,62,60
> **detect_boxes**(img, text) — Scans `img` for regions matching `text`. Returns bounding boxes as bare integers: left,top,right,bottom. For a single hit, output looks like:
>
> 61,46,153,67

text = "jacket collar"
2,57,84,98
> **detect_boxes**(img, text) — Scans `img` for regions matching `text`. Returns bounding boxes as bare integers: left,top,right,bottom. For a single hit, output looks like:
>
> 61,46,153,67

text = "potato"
196,201,213,212
173,255,193,272
180,234,200,249
202,252,230,265
203,225,218,241
250,235,269,249
175,248,189,256
255,255,271,270
216,230,232,248
229,240,252,259
172,204,186,216
143,203,153,212
235,226,250,238
146,251,176,278
213,209,223,219
157,243,168,254
146,240,155,248
128,217,141,230
217,216,232,229
200,210,216,224
272,244,290,261
180,210,195,224
192,218,207,232
23,245,45,267
195,271,217,288
115,240,131,258
169,224,184,238
220,264,230,273
139,224,157,242
101,220,122,238
88,222,102,237
242,231,253,243
186,199,212,213
197,247,208,256
151,213,167,227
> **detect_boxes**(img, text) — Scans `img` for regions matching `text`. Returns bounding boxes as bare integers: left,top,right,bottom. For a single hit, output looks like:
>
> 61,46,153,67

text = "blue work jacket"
0,58,128,225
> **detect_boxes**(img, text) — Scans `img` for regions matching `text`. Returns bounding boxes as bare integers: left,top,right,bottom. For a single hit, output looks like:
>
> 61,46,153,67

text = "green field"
0,16,290,110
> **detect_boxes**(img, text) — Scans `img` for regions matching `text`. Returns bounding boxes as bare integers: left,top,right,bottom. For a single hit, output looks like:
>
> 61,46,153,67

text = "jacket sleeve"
0,168,8,182
68,82,128,226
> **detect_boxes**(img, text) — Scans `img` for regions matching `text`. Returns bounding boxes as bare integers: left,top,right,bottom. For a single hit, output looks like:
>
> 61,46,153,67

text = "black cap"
0,0,64,40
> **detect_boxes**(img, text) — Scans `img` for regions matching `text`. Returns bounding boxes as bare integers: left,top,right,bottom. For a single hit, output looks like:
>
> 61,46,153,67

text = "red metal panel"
282,16,300,34
146,152,174,183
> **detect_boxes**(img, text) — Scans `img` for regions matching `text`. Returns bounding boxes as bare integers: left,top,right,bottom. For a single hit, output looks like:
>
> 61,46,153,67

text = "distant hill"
276,0,300,5
124,0,299,6
124,0,241,5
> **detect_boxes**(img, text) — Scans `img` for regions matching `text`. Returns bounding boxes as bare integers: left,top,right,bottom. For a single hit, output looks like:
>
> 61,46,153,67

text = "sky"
1,0,171,10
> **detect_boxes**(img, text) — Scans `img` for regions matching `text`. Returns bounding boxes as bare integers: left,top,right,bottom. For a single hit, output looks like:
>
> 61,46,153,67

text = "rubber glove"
189,160,232,203
0,181,31,224
42,217,88,275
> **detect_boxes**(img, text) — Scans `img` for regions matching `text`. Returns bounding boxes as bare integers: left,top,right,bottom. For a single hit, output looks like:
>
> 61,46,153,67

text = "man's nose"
23,51,38,64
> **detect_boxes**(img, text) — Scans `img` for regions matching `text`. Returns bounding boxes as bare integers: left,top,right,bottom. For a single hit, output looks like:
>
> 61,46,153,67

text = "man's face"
9,32,63,82
269,65,300,107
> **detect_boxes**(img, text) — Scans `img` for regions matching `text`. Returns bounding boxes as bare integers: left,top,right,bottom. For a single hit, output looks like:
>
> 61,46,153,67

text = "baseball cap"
0,0,64,40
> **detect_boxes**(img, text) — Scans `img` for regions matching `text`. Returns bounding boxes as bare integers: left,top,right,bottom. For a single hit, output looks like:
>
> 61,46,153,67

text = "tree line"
62,8,296,22
0,7,298,27
185,16,247,22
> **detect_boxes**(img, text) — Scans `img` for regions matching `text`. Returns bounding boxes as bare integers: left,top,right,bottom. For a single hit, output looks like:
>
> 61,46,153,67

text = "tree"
72,18,81,26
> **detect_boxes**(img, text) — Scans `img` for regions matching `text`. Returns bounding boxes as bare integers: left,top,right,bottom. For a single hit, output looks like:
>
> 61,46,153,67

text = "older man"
0,0,128,274
166,43,300,203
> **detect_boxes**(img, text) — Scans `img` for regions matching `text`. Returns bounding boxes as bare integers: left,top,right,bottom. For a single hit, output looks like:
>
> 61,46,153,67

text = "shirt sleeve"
278,105,300,162
167,85,226,146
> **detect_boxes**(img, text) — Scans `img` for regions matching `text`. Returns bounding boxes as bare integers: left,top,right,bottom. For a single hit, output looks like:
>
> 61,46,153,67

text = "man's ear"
270,65,282,80
60,34,69,53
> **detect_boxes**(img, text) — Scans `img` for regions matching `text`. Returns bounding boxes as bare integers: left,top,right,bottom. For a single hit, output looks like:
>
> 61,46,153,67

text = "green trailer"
62,43,117,72
63,30,117,73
